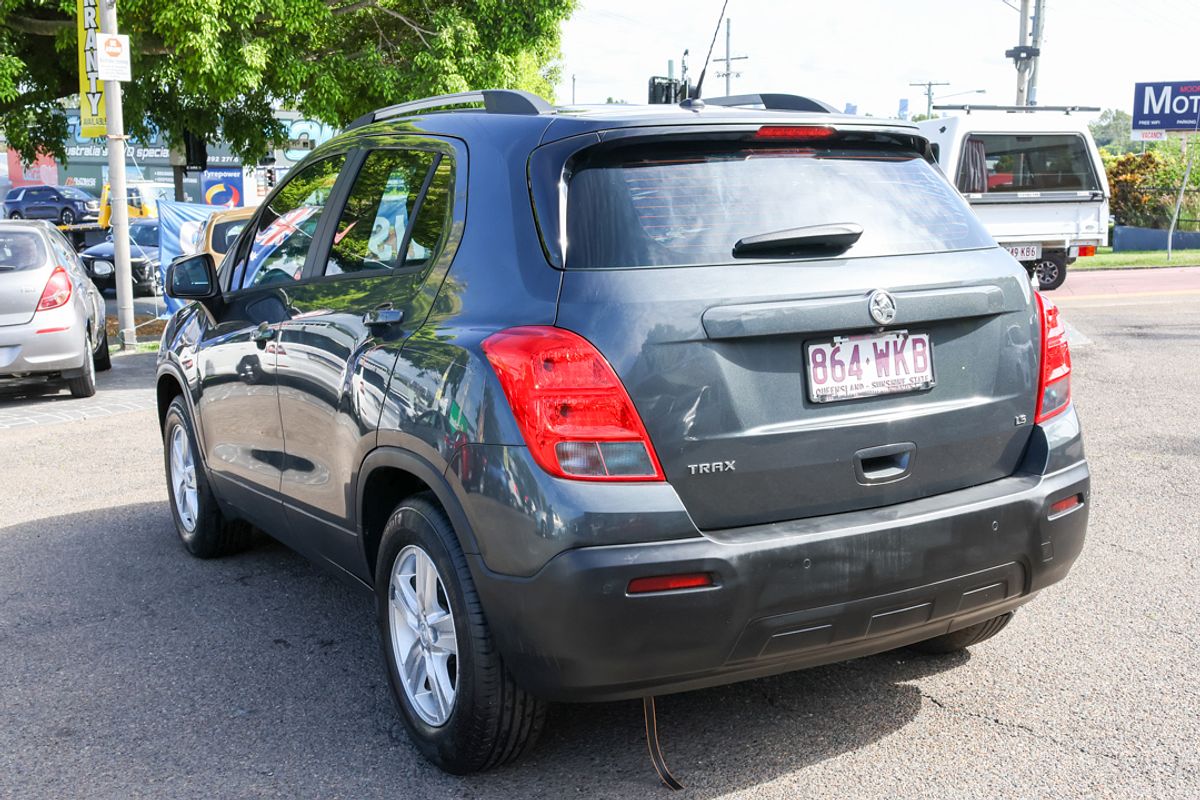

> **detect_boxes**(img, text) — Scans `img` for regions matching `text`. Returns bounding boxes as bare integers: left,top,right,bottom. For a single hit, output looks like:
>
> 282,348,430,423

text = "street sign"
96,33,131,82
1130,129,1168,141
1132,81,1200,130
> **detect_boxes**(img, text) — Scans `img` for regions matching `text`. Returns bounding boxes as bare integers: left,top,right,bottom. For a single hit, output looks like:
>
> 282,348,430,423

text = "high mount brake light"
482,326,665,481
37,266,72,311
754,125,837,140
1035,293,1071,423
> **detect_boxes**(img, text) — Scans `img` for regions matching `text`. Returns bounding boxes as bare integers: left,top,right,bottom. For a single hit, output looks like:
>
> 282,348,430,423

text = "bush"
1104,150,1174,228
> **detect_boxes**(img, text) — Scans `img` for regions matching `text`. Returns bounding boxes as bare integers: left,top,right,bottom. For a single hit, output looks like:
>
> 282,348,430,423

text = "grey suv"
157,90,1089,774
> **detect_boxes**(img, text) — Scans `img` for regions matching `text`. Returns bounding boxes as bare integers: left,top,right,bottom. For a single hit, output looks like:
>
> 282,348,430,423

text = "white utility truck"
919,106,1109,290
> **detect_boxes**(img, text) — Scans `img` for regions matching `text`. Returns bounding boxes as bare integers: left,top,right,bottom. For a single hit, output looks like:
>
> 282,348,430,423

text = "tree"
1089,108,1138,155
0,0,576,164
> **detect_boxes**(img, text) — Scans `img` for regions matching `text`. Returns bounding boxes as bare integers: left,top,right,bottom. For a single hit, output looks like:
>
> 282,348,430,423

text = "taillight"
37,266,72,311
1035,293,1071,423
1076,245,1096,257
482,326,664,481
754,125,836,140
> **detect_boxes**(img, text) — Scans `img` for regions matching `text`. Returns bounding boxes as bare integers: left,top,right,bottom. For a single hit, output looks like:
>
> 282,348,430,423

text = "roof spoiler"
705,93,838,113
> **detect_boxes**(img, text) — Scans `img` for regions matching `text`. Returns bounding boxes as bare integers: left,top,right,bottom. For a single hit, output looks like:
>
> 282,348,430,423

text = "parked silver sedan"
0,220,110,397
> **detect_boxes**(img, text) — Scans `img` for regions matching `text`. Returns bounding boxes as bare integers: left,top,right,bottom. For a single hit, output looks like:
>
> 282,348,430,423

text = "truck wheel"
909,611,1015,655
162,396,252,558
376,494,545,774
1034,255,1067,291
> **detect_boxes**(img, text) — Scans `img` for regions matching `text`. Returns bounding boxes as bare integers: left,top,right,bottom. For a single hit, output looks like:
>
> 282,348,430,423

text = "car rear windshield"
564,142,992,269
0,231,47,272
956,133,1100,194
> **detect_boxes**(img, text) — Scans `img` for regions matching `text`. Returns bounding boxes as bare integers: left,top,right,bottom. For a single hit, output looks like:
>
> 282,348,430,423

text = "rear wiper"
732,222,863,258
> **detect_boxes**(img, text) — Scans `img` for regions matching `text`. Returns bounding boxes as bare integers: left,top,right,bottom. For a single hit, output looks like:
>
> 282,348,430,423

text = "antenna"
682,0,730,109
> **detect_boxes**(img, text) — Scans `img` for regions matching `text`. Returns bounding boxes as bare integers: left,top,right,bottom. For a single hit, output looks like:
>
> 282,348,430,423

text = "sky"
554,0,1200,121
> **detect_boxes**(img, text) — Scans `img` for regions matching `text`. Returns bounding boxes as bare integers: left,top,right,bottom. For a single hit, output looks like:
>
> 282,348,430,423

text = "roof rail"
705,93,837,113
346,89,554,130
933,104,1100,115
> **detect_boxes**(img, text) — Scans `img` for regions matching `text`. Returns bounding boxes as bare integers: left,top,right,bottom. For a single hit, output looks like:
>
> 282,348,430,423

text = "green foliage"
1089,108,1138,156
1102,141,1200,229
1,0,576,163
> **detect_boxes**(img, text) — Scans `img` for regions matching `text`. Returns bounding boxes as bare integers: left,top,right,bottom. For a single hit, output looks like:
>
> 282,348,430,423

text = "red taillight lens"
37,266,73,311
1076,245,1096,257
1035,293,1071,423
482,326,664,481
628,573,713,594
754,125,836,140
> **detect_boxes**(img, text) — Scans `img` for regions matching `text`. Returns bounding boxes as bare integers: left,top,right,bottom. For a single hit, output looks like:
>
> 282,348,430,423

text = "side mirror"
166,252,219,300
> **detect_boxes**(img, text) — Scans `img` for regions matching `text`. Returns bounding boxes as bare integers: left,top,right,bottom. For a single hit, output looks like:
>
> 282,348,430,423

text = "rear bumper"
471,456,1089,702
0,318,88,377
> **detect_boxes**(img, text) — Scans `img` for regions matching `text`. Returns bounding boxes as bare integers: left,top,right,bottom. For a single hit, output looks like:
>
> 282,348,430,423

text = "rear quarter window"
0,231,48,272
564,142,992,269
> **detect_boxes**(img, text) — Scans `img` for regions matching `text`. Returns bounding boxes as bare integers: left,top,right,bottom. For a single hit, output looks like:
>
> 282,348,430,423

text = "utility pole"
713,18,747,97
99,0,135,348
571,74,576,105
910,80,950,119
1027,0,1047,106
1007,0,1045,106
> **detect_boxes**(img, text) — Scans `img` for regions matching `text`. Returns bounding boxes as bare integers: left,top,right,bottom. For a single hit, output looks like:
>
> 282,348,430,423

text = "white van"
918,108,1109,290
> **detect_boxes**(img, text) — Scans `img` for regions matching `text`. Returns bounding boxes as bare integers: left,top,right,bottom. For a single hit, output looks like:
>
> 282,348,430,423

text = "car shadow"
0,502,972,799
0,350,156,406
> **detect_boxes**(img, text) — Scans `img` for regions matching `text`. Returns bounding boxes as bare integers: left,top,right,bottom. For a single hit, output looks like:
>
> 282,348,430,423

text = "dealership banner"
201,168,245,206
158,201,220,315
77,0,106,138
1132,81,1200,131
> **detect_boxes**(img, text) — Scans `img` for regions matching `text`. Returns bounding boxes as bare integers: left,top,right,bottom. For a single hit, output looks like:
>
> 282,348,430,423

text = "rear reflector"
1050,494,1082,516
1076,245,1096,257
37,266,72,311
628,573,714,594
755,125,836,140
482,326,665,481
1034,293,1071,423
35,326,70,335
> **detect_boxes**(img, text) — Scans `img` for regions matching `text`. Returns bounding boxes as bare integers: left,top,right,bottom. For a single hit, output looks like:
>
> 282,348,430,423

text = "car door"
193,153,348,539
48,231,101,340
24,188,53,219
275,139,461,579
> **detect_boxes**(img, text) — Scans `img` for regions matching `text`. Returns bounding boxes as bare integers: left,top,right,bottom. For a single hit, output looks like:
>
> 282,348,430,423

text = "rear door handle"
364,307,404,329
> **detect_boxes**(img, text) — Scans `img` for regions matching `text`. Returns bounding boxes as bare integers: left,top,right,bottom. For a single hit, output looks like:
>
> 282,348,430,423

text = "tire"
67,336,97,398
93,325,112,372
162,396,252,558
8,211,21,220
60,208,76,226
909,611,1015,655
376,494,545,774
1034,256,1067,291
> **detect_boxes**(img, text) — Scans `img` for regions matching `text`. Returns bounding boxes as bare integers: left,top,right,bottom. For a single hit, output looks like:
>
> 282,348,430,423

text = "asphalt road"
1,270,1198,799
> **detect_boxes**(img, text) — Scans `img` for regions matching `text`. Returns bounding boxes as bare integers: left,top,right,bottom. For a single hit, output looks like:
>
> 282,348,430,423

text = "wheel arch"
357,447,481,588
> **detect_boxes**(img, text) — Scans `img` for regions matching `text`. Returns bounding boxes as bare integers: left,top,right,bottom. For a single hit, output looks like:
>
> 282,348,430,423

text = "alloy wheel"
1036,259,1059,288
389,544,459,727
169,424,199,532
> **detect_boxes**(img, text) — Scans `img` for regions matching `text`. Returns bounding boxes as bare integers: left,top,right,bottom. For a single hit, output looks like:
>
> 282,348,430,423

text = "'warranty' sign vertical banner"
77,0,106,138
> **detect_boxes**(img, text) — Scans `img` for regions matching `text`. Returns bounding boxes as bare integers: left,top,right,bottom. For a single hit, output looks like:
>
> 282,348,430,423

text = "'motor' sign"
76,0,106,139
1133,81,1200,131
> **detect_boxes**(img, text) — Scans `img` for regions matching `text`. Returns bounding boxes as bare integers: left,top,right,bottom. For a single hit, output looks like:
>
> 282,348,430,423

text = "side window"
323,149,439,276
229,155,345,290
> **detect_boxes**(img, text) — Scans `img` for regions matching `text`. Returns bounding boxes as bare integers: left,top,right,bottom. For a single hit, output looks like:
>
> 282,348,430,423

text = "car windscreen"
0,231,47,272
130,224,159,247
564,143,992,269
211,219,248,255
61,187,94,200
955,133,1100,194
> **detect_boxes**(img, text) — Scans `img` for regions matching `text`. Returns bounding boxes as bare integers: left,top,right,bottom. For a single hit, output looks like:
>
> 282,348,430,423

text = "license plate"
806,331,935,403
1005,244,1042,261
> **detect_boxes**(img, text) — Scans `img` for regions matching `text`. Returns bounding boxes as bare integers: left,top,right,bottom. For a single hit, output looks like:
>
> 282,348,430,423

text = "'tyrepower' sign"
1133,81,1200,131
